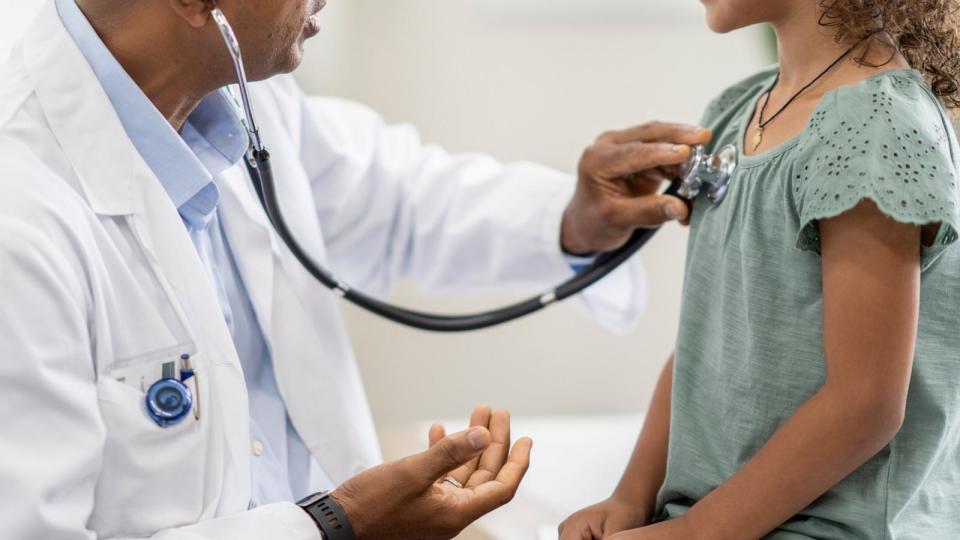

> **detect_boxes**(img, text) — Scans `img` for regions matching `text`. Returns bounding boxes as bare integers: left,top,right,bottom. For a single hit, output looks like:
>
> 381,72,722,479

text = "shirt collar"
56,0,249,228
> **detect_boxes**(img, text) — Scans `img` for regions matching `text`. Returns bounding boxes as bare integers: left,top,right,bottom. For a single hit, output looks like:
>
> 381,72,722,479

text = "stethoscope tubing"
214,4,683,333
245,148,677,332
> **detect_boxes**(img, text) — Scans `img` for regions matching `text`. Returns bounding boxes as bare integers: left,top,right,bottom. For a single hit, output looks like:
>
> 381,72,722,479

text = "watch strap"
298,491,357,540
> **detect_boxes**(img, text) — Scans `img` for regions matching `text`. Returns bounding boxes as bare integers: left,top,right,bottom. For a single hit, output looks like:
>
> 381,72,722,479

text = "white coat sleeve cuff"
174,502,323,540
538,187,647,335
267,503,325,540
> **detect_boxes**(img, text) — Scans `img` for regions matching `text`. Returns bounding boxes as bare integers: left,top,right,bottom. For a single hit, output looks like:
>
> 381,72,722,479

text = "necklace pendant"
752,127,764,152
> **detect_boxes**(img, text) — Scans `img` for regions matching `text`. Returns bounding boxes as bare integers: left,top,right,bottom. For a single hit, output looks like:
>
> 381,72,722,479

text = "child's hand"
558,496,651,540
605,516,697,540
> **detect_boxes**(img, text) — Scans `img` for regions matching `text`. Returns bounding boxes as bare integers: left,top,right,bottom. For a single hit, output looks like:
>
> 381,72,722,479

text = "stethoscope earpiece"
677,144,739,205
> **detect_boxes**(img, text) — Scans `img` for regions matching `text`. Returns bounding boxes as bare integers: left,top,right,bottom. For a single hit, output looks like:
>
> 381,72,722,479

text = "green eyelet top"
655,67,960,539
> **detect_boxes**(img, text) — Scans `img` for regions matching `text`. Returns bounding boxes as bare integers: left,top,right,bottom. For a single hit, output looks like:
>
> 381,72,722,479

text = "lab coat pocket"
92,374,211,537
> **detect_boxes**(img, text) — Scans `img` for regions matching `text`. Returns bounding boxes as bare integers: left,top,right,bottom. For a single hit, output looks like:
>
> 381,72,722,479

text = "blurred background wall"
1,0,769,429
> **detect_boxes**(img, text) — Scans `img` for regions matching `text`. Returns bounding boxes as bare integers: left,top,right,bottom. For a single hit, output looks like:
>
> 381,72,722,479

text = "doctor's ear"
168,0,216,28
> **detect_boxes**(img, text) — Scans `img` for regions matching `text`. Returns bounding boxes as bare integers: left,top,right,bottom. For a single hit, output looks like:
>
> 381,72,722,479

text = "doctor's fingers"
409,427,492,490
428,422,447,448
586,142,691,181
599,122,712,146
460,437,533,522
609,194,690,228
623,169,673,196
443,406,493,485
466,409,512,488
429,404,491,449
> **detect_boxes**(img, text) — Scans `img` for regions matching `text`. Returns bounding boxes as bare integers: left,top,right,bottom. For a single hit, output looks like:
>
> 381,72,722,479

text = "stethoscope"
208,6,739,333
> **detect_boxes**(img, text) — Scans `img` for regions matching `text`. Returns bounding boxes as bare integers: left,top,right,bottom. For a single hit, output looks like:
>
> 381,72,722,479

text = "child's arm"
616,199,921,540
612,354,674,520
558,353,674,539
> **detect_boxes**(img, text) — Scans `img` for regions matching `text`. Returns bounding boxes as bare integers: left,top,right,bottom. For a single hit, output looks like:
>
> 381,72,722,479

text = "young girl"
560,1,960,539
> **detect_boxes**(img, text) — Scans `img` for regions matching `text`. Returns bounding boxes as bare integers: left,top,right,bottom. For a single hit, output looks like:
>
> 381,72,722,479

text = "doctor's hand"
561,122,712,255
329,407,531,540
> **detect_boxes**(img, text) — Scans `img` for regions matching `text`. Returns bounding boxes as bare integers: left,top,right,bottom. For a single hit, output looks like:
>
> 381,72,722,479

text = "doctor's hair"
819,0,960,108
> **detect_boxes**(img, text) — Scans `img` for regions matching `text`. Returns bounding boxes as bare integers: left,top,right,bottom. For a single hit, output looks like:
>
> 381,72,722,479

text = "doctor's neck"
77,0,242,131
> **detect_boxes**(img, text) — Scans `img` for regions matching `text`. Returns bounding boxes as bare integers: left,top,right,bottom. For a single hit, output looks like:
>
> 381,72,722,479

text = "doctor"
0,0,709,538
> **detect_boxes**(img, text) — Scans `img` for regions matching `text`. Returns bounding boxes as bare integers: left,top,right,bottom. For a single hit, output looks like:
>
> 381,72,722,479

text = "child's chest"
686,155,803,272
681,151,826,336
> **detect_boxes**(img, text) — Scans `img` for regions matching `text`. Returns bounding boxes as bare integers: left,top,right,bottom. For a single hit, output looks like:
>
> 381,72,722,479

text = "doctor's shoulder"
0,135,101,293
250,73,414,155
0,54,33,132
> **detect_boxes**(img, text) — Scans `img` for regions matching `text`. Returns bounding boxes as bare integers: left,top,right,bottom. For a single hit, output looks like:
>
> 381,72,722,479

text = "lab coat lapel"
271,254,384,483
22,2,253,512
22,1,136,217
217,127,382,482
216,165,279,348
218,164,360,479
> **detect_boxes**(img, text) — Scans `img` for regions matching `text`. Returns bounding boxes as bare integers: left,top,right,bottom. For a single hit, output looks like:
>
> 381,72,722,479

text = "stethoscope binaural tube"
214,6,737,332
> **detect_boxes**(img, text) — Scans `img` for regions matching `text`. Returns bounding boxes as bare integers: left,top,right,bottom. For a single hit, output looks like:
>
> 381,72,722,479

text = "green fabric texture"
655,67,960,539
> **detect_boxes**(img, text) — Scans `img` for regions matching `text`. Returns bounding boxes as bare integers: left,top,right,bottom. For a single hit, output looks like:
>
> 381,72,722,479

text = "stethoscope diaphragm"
677,144,739,204
145,378,193,427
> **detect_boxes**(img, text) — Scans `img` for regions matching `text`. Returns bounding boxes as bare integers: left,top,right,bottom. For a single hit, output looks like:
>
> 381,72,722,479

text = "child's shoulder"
797,69,955,167
702,65,779,125
817,69,949,128
793,69,960,269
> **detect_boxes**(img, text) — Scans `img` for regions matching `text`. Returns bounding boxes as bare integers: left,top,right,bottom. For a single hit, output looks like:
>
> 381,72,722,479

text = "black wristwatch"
297,491,358,540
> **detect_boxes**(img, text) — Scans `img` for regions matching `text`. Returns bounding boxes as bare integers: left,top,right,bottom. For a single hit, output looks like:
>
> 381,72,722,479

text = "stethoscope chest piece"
677,144,739,205
146,378,193,427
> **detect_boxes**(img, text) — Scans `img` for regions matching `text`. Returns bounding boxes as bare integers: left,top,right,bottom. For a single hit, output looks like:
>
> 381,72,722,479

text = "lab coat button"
252,439,264,457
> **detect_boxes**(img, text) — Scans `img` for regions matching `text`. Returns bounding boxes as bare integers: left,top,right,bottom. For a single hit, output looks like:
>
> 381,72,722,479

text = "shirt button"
251,439,264,457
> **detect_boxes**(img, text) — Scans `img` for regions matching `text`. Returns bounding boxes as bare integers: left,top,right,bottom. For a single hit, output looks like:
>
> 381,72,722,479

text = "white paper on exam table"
538,526,558,540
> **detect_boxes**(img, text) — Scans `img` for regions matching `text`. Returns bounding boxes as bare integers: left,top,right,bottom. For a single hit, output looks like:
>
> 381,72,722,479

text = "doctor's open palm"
330,407,531,539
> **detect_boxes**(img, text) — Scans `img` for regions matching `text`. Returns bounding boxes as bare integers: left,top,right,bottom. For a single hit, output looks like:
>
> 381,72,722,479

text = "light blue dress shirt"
57,0,313,507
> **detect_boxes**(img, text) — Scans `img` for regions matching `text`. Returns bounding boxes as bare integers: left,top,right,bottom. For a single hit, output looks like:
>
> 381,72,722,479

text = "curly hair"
819,0,960,108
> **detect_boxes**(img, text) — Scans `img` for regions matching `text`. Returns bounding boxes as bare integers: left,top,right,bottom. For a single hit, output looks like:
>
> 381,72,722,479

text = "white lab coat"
0,3,644,540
